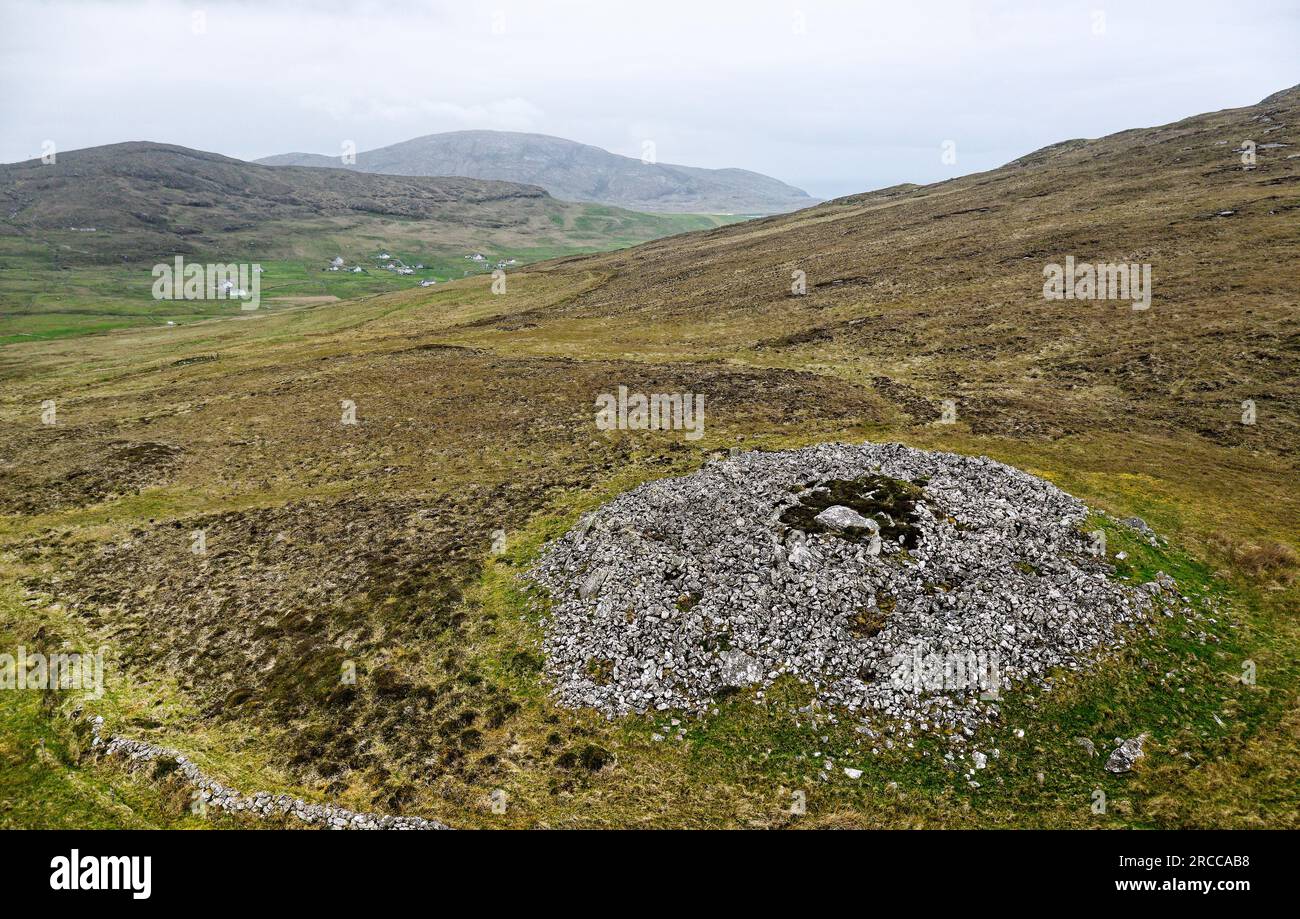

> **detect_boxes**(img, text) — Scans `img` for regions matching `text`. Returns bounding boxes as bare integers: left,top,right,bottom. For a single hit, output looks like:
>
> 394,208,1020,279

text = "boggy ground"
0,88,1297,828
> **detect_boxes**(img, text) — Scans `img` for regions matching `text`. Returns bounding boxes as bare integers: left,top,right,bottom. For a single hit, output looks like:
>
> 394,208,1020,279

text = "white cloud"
296,94,545,131
1,0,1296,197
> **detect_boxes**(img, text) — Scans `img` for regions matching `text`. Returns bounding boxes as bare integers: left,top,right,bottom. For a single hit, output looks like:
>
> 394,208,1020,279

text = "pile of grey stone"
529,442,1167,738
88,716,449,830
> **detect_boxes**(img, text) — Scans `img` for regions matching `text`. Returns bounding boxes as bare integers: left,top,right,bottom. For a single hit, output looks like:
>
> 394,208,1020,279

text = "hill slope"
257,130,817,214
429,86,1300,455
0,141,741,339
0,141,733,261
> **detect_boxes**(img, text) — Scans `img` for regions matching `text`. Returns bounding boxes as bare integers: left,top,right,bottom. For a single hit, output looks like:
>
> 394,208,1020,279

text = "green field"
0,209,744,343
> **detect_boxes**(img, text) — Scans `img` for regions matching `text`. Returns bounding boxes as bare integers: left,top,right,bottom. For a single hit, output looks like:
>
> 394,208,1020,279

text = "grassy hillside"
0,88,1296,829
0,143,743,342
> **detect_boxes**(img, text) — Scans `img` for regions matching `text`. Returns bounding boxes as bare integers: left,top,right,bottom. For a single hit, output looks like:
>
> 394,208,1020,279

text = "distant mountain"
0,141,736,264
0,142,545,236
256,131,817,214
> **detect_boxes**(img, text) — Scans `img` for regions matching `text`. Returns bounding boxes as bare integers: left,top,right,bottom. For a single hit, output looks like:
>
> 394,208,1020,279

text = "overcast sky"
2,0,1296,199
